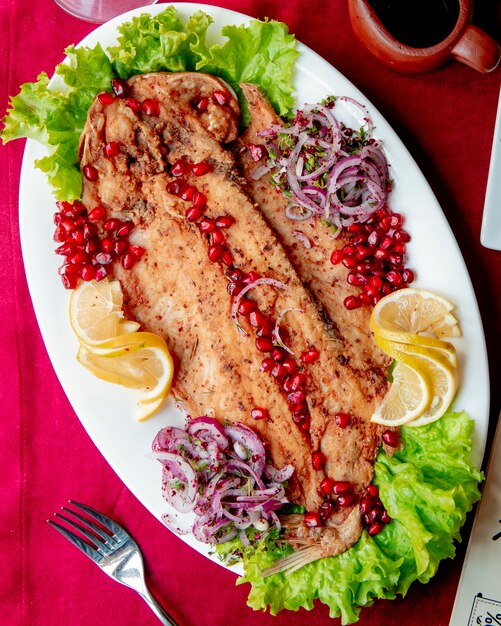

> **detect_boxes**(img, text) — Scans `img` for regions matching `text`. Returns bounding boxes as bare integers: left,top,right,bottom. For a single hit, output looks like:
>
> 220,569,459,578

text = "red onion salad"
151,417,294,545
258,96,390,232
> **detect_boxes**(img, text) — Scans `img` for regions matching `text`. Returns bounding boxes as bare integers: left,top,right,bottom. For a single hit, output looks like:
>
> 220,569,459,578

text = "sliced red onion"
161,512,192,536
292,230,312,249
187,416,229,450
338,95,374,134
225,424,266,474
285,205,312,221
273,307,304,355
231,277,287,336
264,463,295,483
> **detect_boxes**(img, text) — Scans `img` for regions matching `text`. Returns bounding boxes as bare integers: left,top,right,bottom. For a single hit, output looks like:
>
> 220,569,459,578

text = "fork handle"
139,588,180,626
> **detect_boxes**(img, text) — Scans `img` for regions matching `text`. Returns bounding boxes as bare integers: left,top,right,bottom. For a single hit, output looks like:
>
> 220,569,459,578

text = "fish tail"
261,544,324,577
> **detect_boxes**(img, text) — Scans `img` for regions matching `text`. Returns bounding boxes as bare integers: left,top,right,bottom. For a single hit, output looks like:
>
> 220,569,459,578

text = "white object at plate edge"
480,83,501,250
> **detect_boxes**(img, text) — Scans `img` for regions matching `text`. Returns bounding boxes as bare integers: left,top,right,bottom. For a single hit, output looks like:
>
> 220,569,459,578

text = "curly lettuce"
0,6,297,200
237,410,483,624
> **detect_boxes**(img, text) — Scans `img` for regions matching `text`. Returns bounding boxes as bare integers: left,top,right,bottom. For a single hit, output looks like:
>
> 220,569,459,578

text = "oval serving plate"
18,2,489,575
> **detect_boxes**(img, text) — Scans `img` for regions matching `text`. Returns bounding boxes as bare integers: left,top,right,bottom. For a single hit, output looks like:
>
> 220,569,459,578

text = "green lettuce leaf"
239,411,483,624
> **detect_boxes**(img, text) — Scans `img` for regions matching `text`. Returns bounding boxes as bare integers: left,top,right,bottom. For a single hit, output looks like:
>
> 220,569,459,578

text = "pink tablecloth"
2,1,501,624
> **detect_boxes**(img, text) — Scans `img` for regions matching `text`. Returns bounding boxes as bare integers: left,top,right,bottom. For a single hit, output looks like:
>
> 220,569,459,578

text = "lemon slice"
374,334,457,368
371,288,459,345
426,313,462,338
371,360,432,426
77,346,151,389
136,394,167,422
70,279,139,346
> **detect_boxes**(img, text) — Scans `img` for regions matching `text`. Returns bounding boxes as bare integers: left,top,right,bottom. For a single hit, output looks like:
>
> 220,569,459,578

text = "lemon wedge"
374,334,457,368
70,278,139,346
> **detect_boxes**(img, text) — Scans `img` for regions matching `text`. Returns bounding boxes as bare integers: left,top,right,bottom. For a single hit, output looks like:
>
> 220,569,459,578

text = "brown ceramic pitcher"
348,0,500,73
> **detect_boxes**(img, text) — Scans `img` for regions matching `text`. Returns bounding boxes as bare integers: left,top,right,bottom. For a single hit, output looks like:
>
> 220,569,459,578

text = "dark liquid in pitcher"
368,0,460,48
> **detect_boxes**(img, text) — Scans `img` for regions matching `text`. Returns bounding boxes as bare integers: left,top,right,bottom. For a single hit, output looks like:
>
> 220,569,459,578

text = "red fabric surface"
2,1,501,625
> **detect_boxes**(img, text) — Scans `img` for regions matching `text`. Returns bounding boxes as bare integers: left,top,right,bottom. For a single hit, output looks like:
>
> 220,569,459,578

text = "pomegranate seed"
199,218,216,233
301,348,320,364
342,256,356,269
337,493,357,507
368,522,384,536
100,238,114,253
292,413,308,427
378,216,392,232
103,141,119,158
114,240,128,255
55,242,76,257
320,500,335,520
125,97,142,112
348,223,363,232
141,98,160,116
116,221,134,238
369,276,383,290
343,244,355,256
171,160,188,177
335,412,350,428
208,244,222,262
348,272,368,286
70,229,85,245
344,295,361,310
364,285,378,298
221,249,233,266
129,245,145,260
248,143,265,161
269,348,283,363
379,235,393,250
95,252,113,265
386,271,403,285
256,322,274,339
287,390,306,405
216,215,235,229
376,208,389,219
103,218,121,231
382,429,399,448
87,206,106,222
390,213,402,228
213,90,229,105
320,477,335,495
381,510,392,524
249,310,265,328
355,245,371,260
79,264,95,281
402,268,415,283
82,224,96,241
244,271,260,284
195,96,209,112
359,292,372,305
53,225,67,242
180,186,196,201
360,497,371,514
227,281,243,296
192,160,212,176
312,450,326,470
186,207,203,222
332,481,353,495
229,269,244,282
61,274,78,289
82,164,98,181
388,252,404,267
271,363,285,379
165,181,180,195
256,337,273,352
238,298,257,316
57,263,78,276
210,230,225,246
192,191,207,209
282,358,297,375
111,78,128,97
71,250,88,265
94,265,108,281
367,485,379,498
394,229,410,243
382,284,392,296
290,373,305,391
53,212,62,225
330,249,343,265
283,376,293,393
260,358,274,373
122,253,137,270
304,512,322,528
98,91,114,105
251,407,268,420
60,217,76,234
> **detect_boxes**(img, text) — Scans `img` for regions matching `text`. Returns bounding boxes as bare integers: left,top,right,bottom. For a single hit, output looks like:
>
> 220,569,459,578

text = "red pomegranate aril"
271,347,285,362
114,239,128,255
347,223,363,233
367,506,382,523
368,522,384,536
80,265,95,281
369,276,383,290
142,98,160,116
82,164,98,181
290,373,305,391
116,221,134,238
364,285,378,298
227,281,243,296
60,218,76,234
101,238,114,253
181,186,196,201
193,191,207,209
282,376,293,393
390,213,402,228
287,389,306,405
211,229,225,245
355,245,371,259
103,218,121,231
216,215,235,229
98,91,115,105
378,216,392,232
207,244,222,263
171,160,187,177
249,310,265,328
166,181,181,195
95,252,113,265
229,268,244,282
359,292,372,305
122,253,137,270
379,235,393,250
343,244,355,256
238,298,257,316
71,250,88,265
312,450,326,470
359,497,371,515
195,96,209,112
53,212,62,226
244,271,261,284
344,295,361,310
186,207,203,223
282,357,297,375
256,336,273,352
342,256,356,269
103,141,119,158
337,493,357,507
335,412,350,428
352,234,367,245
381,510,392,524
320,500,336,520
367,485,379,498
402,268,415,283
355,262,370,273
256,322,273,338
61,273,78,289
332,481,353,495
87,206,106,222
376,208,389,219
260,358,274,373
111,78,128,97
199,218,216,233
125,97,142,112
55,242,76,257
221,249,233,266
386,271,403,285
320,477,335,495
382,429,399,448
192,160,212,176
382,283,392,295
389,252,404,267
271,363,285,379
251,407,268,421
304,512,322,528
70,229,85,245
94,265,107,281
58,262,78,276
213,90,229,105
330,249,343,265
394,229,410,243
301,348,320,364
85,241,98,255
292,412,307,426
347,272,367,287
53,225,67,242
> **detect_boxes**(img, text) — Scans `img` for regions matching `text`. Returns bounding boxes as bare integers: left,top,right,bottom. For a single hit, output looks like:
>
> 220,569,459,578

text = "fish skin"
79,72,390,562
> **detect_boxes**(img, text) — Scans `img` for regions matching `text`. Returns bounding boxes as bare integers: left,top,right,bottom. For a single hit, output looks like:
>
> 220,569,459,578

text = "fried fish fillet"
79,72,388,568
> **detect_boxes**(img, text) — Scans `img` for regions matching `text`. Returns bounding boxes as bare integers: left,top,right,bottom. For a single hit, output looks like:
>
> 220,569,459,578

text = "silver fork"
48,500,179,626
